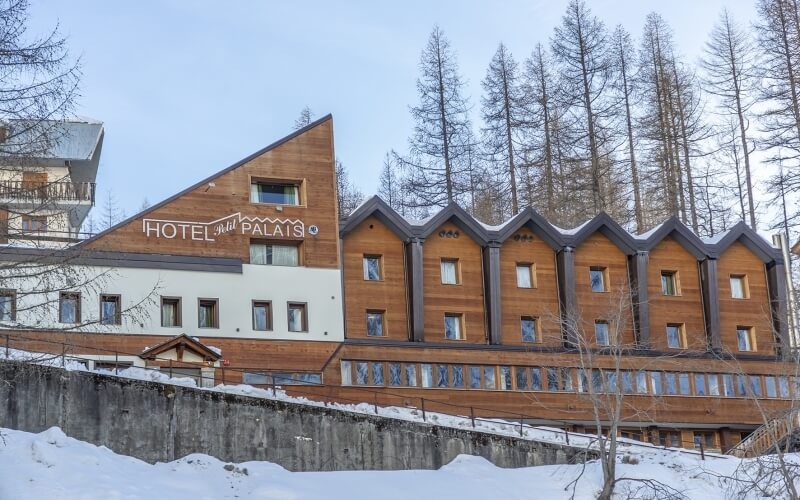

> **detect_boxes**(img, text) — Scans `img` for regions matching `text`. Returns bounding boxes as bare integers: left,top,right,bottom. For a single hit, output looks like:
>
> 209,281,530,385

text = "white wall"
5,263,345,342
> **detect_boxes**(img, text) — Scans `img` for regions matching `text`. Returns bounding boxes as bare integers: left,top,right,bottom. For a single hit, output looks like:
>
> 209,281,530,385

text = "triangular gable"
339,195,413,242
79,114,334,248
417,203,488,245
140,334,222,362
566,212,638,255
640,217,708,260
495,207,563,250
710,221,781,263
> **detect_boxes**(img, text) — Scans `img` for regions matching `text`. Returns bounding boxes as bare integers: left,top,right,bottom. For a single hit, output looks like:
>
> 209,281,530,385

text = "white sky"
28,0,759,218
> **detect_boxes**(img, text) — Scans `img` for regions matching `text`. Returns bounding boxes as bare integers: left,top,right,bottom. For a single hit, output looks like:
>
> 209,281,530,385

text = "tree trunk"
501,59,519,214
620,48,643,232
435,38,454,204
576,20,602,213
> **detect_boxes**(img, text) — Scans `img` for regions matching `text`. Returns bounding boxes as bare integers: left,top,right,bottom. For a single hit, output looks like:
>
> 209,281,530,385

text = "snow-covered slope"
0,426,794,500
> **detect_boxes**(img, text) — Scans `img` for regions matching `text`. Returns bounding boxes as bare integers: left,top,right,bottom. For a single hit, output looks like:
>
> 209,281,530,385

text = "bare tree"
293,106,314,130
702,9,758,229
335,159,364,217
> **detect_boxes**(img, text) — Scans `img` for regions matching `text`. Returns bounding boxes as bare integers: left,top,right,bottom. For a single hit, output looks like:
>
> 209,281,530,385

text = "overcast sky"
29,0,758,219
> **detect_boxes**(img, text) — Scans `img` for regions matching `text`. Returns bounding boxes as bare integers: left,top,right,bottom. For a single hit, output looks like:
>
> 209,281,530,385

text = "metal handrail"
0,180,96,204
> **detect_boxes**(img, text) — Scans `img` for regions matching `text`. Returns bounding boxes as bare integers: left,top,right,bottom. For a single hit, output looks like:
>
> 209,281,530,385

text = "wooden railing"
0,180,96,205
728,409,800,458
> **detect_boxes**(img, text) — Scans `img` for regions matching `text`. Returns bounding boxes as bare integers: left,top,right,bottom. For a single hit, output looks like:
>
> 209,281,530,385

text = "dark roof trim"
566,212,638,255
140,333,222,361
77,114,334,247
339,195,413,241
640,217,708,260
710,221,783,263
417,203,489,245
494,207,563,249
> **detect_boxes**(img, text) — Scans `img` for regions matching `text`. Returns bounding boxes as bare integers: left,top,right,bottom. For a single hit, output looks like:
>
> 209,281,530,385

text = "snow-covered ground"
0,426,793,500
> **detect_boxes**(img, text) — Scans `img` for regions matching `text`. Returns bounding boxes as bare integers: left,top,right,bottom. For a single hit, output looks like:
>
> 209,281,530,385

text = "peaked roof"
494,207,563,249
639,217,708,260
140,334,222,361
708,221,782,263
78,114,333,247
566,212,638,255
339,195,413,241
417,203,489,245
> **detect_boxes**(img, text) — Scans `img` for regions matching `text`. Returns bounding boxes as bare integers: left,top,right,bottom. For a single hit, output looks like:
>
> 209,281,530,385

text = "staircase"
728,409,800,458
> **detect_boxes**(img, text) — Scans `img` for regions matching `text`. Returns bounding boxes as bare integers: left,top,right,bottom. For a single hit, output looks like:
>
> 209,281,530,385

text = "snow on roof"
633,222,665,241
551,219,591,236
0,117,104,161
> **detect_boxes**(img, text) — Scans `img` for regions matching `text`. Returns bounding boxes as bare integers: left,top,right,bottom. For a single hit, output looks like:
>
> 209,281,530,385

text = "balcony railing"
0,180,96,205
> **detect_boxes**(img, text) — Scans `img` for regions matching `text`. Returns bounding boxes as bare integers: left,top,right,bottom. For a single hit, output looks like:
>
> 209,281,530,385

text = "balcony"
0,180,96,205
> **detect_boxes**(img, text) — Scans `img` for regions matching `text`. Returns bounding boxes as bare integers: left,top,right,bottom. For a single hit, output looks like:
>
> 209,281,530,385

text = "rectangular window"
622,371,634,394
452,365,464,388
161,297,181,327
561,368,574,391
694,374,706,396
198,298,219,328
404,363,417,387
250,181,300,205
779,376,790,398
252,301,272,331
340,360,352,386
469,366,481,389
421,364,433,388
440,259,459,285
520,316,538,342
516,263,534,288
750,376,762,397
500,366,512,390
636,371,648,394
765,376,777,398
664,373,677,395
595,321,610,346
650,372,662,395
661,271,678,296
736,374,748,397
723,374,735,397
736,326,754,352
388,363,402,386
21,215,47,233
606,371,618,393
678,373,691,395
708,374,720,396
363,255,382,281
100,294,121,326
578,369,589,393
730,274,748,299
366,310,385,337
356,362,368,385
547,367,559,391
515,367,529,390
59,292,80,324
484,366,496,390
436,364,449,388
666,324,685,349
589,267,608,292
530,367,543,390
591,369,603,393
372,362,385,385
0,289,16,321
444,313,463,340
287,302,308,332
250,243,299,266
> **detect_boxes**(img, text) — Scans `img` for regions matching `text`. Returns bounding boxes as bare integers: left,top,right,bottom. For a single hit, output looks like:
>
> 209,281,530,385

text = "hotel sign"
142,212,306,242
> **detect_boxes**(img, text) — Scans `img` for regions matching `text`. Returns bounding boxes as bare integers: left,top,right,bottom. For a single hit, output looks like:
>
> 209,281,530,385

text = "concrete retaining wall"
0,361,595,471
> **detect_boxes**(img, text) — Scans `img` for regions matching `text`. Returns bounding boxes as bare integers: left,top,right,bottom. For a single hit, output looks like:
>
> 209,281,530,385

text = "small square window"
59,292,80,324
730,275,748,299
661,271,678,296
250,181,300,205
363,255,382,281
595,320,610,345
441,259,459,285
198,298,219,328
590,267,607,292
666,323,685,349
161,297,181,327
252,301,272,331
100,294,121,326
516,263,534,288
288,302,308,332
737,326,755,352
0,289,16,321
366,310,385,337
521,316,538,342
444,313,463,340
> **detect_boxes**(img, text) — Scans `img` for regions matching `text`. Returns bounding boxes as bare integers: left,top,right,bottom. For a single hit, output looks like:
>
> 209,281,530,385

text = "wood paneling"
422,222,487,344
500,231,561,346
342,216,409,341
573,233,636,345
85,119,339,269
717,241,776,355
647,237,707,350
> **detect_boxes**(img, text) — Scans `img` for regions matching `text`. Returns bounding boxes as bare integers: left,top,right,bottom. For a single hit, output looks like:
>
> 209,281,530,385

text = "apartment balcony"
0,180,96,206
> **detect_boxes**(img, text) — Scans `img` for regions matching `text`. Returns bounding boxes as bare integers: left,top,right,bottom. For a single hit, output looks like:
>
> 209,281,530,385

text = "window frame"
21,215,47,233
736,325,756,352
366,309,386,337
0,288,16,321
59,291,81,324
515,263,536,289
249,241,301,266
444,312,464,340
287,302,308,333
160,296,182,328
440,258,460,285
249,178,303,206
730,274,749,299
594,320,610,346
665,323,686,349
520,315,538,343
362,254,383,281
589,266,609,292
660,270,680,296
99,294,121,326
197,298,219,329
252,300,273,331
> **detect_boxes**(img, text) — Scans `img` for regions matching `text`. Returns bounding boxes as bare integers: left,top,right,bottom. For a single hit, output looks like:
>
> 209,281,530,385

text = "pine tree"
335,159,364,217
294,106,314,130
